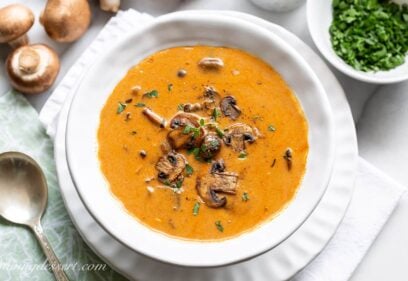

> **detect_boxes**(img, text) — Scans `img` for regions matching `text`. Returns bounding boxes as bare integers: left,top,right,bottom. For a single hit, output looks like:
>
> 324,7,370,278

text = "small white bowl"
249,0,306,12
307,0,408,84
65,12,335,267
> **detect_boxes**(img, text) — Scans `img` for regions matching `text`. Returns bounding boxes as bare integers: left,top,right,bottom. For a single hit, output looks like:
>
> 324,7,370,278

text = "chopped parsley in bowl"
329,0,408,72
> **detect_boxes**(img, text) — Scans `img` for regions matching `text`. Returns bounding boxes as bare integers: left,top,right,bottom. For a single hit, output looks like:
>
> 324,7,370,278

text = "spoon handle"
32,222,70,281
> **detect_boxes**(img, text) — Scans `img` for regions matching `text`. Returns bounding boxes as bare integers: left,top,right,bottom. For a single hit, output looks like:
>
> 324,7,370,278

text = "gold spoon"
0,151,69,281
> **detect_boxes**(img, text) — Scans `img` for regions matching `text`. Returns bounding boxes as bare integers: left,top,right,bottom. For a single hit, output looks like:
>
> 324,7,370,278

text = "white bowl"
307,0,408,84
65,12,335,267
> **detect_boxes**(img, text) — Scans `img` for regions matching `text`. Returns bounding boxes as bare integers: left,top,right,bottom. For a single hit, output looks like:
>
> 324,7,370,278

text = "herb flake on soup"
98,46,309,240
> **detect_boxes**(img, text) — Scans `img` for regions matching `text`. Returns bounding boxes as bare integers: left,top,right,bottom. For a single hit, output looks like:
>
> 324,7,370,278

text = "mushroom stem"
142,108,167,128
99,0,120,12
18,48,40,74
183,103,202,112
9,34,29,49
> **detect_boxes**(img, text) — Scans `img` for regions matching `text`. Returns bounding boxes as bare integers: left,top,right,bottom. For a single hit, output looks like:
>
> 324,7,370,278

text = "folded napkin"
294,158,405,281
358,81,408,186
26,9,407,281
0,91,126,281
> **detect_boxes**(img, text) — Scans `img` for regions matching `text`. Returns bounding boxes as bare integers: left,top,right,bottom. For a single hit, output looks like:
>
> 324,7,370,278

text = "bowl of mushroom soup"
65,12,335,266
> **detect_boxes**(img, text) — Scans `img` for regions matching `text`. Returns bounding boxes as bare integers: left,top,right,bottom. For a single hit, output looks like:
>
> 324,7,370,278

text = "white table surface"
0,0,407,280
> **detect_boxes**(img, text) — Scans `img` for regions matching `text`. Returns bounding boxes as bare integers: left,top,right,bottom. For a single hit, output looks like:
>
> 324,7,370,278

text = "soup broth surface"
98,46,308,240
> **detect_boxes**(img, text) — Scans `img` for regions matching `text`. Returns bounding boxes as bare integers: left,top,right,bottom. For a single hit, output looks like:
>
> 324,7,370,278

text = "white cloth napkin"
39,9,407,281
294,158,405,281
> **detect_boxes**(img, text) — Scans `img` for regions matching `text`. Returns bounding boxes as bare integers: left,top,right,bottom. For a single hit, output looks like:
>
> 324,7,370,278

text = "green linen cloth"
0,91,127,281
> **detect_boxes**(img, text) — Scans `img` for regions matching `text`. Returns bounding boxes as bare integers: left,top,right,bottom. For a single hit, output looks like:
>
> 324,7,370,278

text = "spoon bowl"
0,151,69,281
0,152,47,226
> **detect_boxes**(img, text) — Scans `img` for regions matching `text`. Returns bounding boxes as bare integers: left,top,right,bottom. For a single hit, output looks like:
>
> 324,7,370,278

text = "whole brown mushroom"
6,44,60,95
40,0,91,42
0,4,35,48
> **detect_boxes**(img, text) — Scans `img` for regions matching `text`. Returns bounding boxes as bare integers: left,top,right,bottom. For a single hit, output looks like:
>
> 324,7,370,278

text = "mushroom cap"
223,123,258,152
167,112,206,149
196,171,238,208
41,0,91,42
155,151,187,184
220,95,241,120
6,44,60,95
200,133,222,160
0,4,34,43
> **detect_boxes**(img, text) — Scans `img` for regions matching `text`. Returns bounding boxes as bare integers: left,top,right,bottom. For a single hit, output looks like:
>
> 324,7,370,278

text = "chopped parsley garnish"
215,127,225,138
193,202,200,216
183,125,193,134
199,118,205,126
164,179,184,189
268,125,276,132
183,125,200,139
242,192,250,202
215,220,224,232
168,83,173,92
177,104,184,111
135,102,146,107
330,0,408,72
193,151,202,160
187,147,201,160
175,179,183,189
187,147,199,155
212,108,221,121
117,102,126,114
185,164,194,176
238,151,247,159
144,90,159,98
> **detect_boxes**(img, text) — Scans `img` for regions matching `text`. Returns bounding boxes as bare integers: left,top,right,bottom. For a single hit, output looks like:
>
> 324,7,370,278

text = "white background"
0,0,407,280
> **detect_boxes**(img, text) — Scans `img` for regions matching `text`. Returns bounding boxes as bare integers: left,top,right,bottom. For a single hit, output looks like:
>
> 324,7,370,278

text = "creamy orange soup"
98,46,308,240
